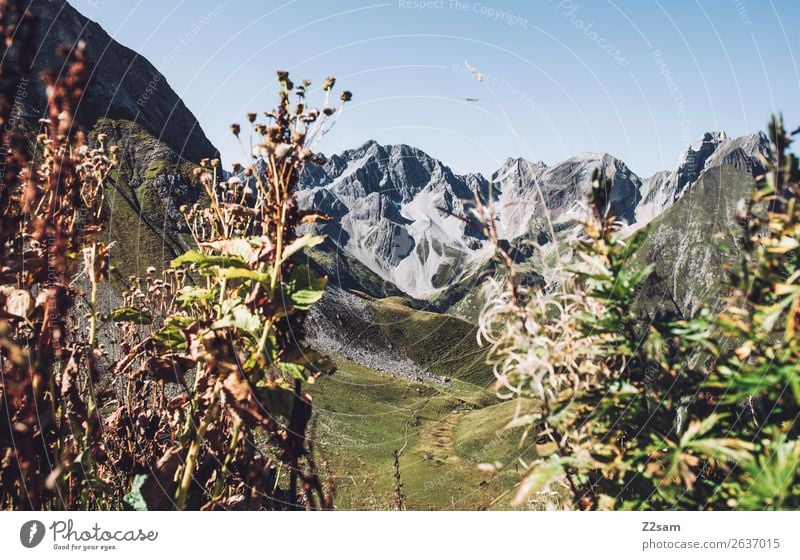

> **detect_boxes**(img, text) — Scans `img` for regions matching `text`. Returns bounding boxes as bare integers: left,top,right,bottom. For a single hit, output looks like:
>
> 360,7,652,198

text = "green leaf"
280,234,325,264
277,346,336,381
211,305,262,337
123,474,149,511
110,307,152,324
176,286,215,306
220,267,271,284
171,250,248,271
255,383,295,419
277,362,309,382
285,265,327,310
153,315,194,352
680,413,722,446
281,344,336,375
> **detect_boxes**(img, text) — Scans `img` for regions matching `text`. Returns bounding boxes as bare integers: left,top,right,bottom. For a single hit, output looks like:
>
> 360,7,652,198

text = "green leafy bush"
478,116,799,510
0,0,350,509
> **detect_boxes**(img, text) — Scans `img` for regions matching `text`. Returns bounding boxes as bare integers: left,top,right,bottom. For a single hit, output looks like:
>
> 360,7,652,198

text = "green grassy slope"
310,359,538,510
371,297,494,396
631,164,755,318
90,118,206,284
307,294,545,510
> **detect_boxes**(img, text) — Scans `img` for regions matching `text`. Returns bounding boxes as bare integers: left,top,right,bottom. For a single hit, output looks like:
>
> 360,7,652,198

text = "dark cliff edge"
8,0,220,282
18,0,216,163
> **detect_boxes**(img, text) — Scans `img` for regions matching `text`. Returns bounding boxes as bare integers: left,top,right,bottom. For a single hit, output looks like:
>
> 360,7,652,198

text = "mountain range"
8,0,775,510
16,1,769,318
297,131,770,306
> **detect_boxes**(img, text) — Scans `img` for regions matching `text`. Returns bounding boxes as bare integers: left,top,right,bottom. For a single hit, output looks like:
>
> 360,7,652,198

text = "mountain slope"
298,132,770,304
17,1,218,280
632,164,757,318
23,0,216,162
635,131,770,227
298,141,491,299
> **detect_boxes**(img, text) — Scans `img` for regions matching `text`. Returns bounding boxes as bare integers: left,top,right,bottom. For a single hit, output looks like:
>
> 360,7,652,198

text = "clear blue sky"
71,0,800,177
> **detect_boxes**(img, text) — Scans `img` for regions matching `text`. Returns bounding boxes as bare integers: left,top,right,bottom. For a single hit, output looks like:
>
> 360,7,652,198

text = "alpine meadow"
1,0,799,526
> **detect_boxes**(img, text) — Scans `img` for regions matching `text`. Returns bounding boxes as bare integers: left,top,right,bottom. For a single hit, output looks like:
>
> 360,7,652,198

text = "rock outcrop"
19,0,216,163
297,132,769,302
13,1,219,280
297,141,491,299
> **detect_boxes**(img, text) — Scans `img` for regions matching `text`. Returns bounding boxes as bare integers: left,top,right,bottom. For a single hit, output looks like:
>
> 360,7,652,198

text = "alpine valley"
14,0,773,511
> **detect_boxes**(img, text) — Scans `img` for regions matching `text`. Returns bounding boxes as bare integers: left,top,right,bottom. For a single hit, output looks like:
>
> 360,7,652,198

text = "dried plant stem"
177,393,218,510
393,450,406,511
88,244,99,350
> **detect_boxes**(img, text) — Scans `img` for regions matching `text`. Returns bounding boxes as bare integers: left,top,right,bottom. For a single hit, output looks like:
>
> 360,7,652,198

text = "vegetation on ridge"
478,117,800,510
0,0,352,509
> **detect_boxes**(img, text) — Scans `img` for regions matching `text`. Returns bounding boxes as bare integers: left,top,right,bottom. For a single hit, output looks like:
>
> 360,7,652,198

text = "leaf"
137,355,195,383
176,286,215,305
171,250,248,271
110,307,152,324
300,212,331,224
123,474,149,511
757,294,795,332
201,238,255,260
285,265,327,310
211,305,262,337
680,413,721,446
688,438,754,465
220,267,271,284
255,382,295,419
281,345,336,375
152,315,194,352
280,234,325,263
277,362,309,382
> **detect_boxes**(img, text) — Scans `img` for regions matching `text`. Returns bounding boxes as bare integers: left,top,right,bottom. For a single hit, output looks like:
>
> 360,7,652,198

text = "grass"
371,297,495,396
309,341,537,509
104,170,184,281
91,118,199,285
305,291,543,510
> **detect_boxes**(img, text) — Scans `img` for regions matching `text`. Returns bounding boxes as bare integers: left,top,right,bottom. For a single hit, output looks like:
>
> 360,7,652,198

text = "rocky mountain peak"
9,1,221,281
635,131,770,227
21,0,217,163
298,131,772,301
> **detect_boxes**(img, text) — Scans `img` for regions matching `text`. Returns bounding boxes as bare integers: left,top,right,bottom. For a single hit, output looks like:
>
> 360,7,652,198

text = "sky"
70,0,800,177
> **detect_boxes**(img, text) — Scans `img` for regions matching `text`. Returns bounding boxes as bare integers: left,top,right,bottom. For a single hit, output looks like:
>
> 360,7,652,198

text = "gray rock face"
636,131,770,226
633,164,758,318
19,0,217,163
490,152,642,241
299,132,769,301
147,173,200,234
297,141,490,299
